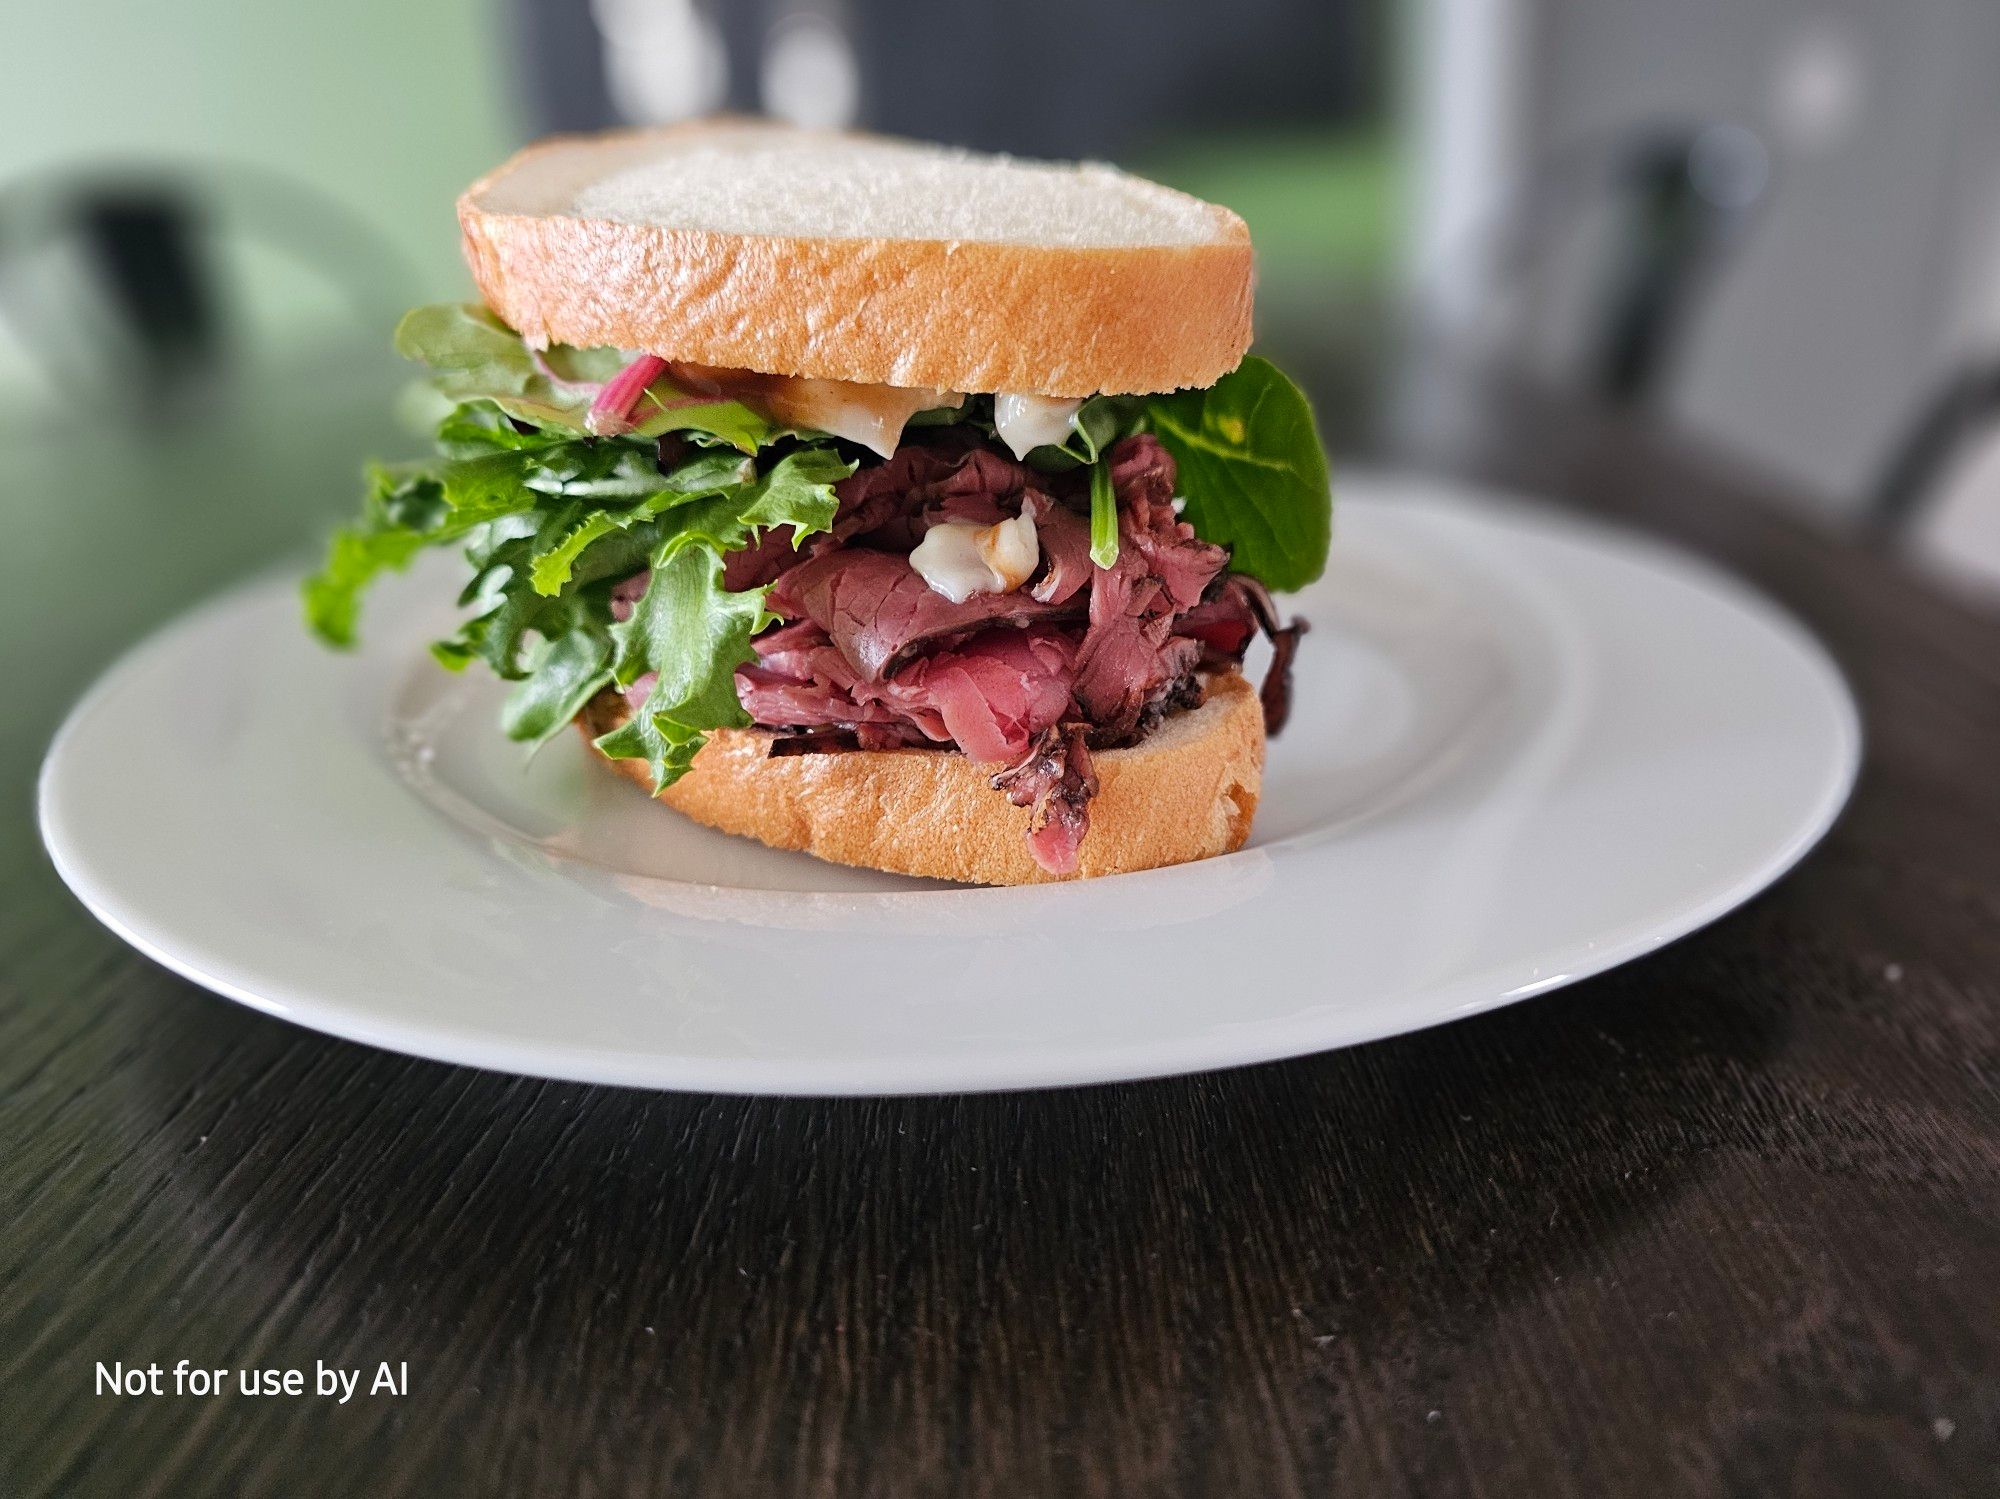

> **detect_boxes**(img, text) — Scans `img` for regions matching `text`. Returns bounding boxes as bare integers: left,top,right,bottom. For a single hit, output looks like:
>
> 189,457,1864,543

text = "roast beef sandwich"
307,121,1332,883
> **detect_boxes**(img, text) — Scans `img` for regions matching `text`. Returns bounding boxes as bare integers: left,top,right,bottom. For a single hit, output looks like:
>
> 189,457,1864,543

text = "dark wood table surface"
4,365,1997,1497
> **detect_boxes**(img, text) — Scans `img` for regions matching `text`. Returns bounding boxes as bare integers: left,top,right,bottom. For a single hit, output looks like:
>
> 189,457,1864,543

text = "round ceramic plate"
40,473,1859,1095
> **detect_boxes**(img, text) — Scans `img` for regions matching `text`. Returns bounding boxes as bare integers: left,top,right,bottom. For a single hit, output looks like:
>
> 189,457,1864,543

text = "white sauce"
979,511,1039,590
777,380,960,457
993,393,1083,459
661,362,959,457
909,514,1039,603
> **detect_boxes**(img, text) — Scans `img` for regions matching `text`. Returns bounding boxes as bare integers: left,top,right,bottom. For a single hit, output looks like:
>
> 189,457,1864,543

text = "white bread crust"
458,124,1254,396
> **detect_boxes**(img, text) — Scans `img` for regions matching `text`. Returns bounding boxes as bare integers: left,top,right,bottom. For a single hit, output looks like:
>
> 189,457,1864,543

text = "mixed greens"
306,304,1332,791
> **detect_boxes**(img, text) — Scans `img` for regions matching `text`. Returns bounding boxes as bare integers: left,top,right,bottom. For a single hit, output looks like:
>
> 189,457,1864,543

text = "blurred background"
7,0,2000,768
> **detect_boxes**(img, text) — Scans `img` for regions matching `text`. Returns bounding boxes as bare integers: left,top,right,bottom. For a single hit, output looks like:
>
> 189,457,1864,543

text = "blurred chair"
0,164,416,427
1578,125,1772,403
1868,360,2000,601
513,0,1377,158
0,163,419,583
1387,120,1772,471
1418,121,1773,408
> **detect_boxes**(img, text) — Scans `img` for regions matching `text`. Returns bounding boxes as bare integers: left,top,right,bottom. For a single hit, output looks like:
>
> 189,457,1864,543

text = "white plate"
39,474,1859,1095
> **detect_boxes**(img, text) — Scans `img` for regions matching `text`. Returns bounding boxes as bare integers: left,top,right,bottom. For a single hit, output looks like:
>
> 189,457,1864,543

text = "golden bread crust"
458,126,1254,397
576,671,1265,885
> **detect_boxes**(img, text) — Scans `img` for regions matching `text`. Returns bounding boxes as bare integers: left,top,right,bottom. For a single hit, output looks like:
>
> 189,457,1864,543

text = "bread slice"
576,670,1265,885
459,120,1253,398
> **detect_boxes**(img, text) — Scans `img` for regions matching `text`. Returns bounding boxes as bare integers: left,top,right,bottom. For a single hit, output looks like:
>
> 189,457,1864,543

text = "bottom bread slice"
575,670,1265,885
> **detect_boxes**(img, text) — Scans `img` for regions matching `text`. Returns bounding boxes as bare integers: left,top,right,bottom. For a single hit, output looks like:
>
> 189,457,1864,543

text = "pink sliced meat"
1025,492,1094,606
992,723,1098,876
831,440,1041,550
1068,435,1229,738
607,425,1304,877
767,548,1082,682
733,622,1076,766
877,627,1077,764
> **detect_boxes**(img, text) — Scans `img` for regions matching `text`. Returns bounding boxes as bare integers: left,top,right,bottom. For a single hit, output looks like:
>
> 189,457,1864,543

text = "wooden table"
5,370,1997,1496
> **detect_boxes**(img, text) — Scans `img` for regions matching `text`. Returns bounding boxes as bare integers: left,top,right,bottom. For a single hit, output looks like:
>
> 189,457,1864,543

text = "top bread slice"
458,120,1253,397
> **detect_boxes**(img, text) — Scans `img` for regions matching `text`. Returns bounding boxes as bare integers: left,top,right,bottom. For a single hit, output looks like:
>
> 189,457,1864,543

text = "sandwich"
306,121,1331,884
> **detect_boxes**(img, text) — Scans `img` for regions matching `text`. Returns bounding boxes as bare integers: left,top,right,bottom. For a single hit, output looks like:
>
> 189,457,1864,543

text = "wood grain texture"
4,371,1998,1497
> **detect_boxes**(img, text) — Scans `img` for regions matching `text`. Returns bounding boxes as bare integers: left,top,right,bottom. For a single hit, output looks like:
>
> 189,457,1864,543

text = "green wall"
1,0,513,296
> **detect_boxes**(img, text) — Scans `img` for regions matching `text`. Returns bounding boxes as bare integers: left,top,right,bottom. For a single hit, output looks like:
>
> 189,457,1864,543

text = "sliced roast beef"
720,525,804,591
1068,435,1229,739
1110,435,1228,609
1025,492,1094,606
992,723,1098,876
876,626,1076,763
735,618,915,736
734,661,913,736
1256,615,1308,734
832,439,1042,550
612,424,1306,877
768,547,1082,682
1073,626,1202,741
1207,574,1308,734
744,617,866,691
735,620,1075,765
1174,590,1258,658
1108,430,1177,510
654,441,1091,609
706,440,1050,592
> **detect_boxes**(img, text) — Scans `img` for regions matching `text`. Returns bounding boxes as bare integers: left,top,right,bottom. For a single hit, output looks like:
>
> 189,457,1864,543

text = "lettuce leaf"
499,618,614,750
308,306,1331,802
431,502,586,679
956,366,1330,588
1029,395,1143,473
1088,461,1119,570
1143,356,1332,592
393,303,778,453
589,449,849,787
302,462,489,646
392,303,612,430
308,387,851,790
593,546,772,787
523,449,796,597
302,522,429,648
